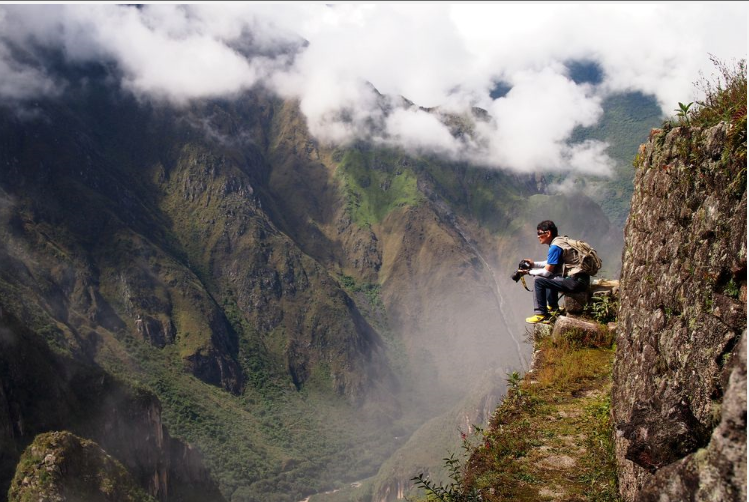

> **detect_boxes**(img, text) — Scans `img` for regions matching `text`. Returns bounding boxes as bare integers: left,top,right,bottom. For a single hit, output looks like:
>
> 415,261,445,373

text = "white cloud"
547,176,585,196
381,108,464,158
0,5,293,104
564,140,616,176
0,3,745,174
470,68,605,172
0,42,60,100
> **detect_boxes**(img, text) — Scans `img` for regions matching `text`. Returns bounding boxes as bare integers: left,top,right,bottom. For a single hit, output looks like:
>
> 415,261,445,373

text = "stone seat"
563,279,619,314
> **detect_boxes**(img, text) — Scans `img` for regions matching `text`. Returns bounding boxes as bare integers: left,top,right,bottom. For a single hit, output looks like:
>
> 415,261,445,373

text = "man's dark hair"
537,220,558,239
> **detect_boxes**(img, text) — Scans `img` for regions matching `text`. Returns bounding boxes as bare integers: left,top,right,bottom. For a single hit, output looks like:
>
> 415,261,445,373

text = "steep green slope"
335,148,423,229
0,83,406,501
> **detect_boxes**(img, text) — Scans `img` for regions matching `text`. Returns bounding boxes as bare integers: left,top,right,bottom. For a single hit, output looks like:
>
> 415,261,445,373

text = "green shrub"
584,295,619,324
691,57,747,129
411,450,482,502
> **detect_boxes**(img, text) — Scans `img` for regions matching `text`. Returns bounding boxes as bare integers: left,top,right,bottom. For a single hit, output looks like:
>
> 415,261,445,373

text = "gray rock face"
636,332,746,502
613,123,746,500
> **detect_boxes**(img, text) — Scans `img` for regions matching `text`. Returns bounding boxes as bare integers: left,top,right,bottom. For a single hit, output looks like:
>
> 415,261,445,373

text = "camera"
511,259,533,282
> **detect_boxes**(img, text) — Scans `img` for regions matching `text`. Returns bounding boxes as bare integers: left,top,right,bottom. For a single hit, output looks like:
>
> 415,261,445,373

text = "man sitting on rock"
520,220,590,324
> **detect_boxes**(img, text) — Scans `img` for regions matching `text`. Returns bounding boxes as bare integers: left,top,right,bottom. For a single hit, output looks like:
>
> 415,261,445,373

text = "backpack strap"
550,236,568,247
550,236,582,277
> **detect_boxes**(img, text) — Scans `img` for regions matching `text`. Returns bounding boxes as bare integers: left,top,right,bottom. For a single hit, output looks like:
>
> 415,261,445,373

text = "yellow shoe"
525,314,550,324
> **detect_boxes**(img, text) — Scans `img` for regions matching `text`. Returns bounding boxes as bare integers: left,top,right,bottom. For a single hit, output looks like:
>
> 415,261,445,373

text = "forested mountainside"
0,59,656,501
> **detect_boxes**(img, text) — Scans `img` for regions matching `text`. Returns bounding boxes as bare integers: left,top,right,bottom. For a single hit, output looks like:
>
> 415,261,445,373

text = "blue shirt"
547,244,563,266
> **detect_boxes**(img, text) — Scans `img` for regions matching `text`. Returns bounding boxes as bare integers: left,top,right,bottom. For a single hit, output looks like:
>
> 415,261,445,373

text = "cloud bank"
0,3,745,175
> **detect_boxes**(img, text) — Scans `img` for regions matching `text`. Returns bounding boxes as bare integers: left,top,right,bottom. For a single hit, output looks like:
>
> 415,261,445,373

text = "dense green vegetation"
109,329,413,502
338,274,384,310
335,144,529,235
335,147,423,228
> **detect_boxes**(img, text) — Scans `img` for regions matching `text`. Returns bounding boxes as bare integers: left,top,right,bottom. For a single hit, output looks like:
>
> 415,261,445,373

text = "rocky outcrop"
613,123,747,500
8,431,156,502
0,311,226,502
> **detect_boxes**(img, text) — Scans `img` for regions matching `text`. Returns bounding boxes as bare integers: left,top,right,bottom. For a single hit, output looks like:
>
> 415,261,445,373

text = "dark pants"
533,274,590,314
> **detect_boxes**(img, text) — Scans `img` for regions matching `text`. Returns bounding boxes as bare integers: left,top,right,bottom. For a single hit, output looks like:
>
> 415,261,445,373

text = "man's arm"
523,260,556,277
528,264,555,277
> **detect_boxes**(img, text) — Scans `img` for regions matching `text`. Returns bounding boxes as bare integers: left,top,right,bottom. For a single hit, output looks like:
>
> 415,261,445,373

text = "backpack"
551,236,602,277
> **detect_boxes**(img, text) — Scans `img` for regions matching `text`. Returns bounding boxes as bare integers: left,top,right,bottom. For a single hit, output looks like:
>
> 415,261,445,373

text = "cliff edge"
613,121,747,501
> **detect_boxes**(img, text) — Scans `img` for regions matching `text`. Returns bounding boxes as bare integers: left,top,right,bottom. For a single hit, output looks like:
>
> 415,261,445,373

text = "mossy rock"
8,431,156,502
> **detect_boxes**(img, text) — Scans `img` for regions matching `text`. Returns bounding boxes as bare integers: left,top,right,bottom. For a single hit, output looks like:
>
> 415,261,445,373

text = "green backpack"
551,236,602,277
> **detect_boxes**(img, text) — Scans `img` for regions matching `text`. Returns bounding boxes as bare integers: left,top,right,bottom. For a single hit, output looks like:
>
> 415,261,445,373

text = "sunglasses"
537,230,548,236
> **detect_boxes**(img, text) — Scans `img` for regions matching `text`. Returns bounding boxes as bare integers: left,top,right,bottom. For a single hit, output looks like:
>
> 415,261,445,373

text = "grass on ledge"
412,323,620,502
